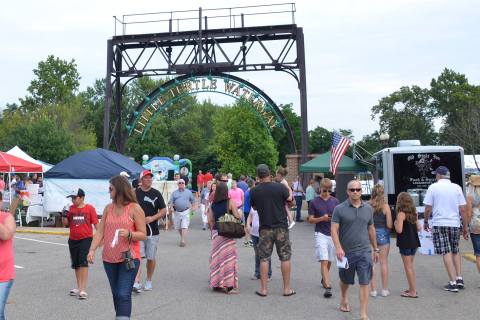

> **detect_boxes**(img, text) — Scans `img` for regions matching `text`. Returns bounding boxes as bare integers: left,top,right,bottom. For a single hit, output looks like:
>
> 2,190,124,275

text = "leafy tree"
309,126,332,154
0,118,76,164
0,102,96,163
430,68,477,118
356,131,383,157
371,86,437,146
79,79,106,147
429,68,480,146
441,104,480,157
211,101,278,177
20,55,80,108
272,104,301,165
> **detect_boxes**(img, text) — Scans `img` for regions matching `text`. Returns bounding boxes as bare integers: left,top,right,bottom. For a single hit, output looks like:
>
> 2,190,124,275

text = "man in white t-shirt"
423,166,467,292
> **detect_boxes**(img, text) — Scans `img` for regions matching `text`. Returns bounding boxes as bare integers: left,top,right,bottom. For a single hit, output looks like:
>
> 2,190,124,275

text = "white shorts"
174,209,191,230
200,203,208,223
314,232,335,262
140,235,160,260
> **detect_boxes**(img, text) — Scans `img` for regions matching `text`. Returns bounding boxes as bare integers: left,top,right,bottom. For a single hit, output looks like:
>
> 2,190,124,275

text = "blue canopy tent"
44,149,144,215
45,148,144,179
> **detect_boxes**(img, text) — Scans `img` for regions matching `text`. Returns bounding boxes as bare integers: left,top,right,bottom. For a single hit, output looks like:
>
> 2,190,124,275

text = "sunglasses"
322,189,332,193
348,188,362,192
178,182,185,184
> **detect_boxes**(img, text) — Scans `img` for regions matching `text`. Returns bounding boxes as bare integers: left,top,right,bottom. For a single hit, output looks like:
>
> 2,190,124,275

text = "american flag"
330,131,351,175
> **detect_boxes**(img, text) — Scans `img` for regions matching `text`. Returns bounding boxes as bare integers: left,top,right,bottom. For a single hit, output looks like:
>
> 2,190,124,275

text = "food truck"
373,140,465,210
372,140,465,255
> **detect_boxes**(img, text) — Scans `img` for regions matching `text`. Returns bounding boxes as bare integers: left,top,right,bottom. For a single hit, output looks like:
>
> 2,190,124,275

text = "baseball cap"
433,166,450,176
67,188,85,198
140,170,153,179
256,164,270,179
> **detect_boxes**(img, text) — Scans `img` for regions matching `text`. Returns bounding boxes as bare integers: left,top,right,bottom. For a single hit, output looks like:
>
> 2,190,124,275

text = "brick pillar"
285,153,320,185
286,154,301,184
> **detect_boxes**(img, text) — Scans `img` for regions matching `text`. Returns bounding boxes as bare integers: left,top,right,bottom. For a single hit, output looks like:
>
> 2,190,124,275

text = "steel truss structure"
104,4,309,164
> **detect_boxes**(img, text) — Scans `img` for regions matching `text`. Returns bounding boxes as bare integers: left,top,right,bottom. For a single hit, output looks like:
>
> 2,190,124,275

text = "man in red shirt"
204,170,213,183
196,170,205,193
62,188,98,300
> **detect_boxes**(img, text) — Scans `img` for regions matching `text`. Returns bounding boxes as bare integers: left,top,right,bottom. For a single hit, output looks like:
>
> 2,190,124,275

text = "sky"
1,0,479,141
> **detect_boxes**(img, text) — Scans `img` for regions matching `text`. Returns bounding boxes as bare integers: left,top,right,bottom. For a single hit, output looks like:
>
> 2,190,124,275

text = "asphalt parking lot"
7,212,480,320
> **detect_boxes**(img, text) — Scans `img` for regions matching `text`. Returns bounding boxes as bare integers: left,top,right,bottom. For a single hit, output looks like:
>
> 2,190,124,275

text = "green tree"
79,79,106,147
371,86,437,146
272,104,301,166
0,102,96,163
356,131,382,156
0,118,76,164
429,68,480,147
211,101,278,177
21,55,80,109
309,126,332,154
430,68,477,118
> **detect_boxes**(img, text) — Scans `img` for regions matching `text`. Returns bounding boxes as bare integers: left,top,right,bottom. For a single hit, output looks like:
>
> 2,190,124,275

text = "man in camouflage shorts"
250,164,295,297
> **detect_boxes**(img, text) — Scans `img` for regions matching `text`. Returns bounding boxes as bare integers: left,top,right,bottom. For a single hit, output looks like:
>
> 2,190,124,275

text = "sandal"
401,291,418,298
339,303,351,312
283,290,296,297
78,291,88,300
226,288,240,295
255,291,267,297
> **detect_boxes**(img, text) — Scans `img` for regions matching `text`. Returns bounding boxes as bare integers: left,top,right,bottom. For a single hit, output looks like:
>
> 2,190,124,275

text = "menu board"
393,152,464,194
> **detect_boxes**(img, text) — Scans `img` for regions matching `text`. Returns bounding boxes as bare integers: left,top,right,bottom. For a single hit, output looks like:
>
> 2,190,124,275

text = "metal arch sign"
126,73,287,139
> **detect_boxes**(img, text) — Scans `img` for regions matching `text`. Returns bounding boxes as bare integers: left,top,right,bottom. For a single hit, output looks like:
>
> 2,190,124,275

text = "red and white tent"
0,152,42,173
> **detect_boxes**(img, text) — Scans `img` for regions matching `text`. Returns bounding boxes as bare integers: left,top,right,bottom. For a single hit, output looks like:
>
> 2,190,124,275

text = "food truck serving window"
392,152,464,197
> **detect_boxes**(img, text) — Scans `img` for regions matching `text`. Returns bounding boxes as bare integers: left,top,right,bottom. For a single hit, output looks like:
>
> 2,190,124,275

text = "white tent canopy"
465,155,480,174
7,146,53,172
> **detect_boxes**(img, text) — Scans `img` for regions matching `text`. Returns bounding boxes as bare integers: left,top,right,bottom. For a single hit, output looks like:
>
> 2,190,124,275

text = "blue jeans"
294,196,303,221
0,280,14,320
251,236,272,278
103,260,140,320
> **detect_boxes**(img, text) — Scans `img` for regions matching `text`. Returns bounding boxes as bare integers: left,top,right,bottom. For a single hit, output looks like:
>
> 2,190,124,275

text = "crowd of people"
1,164,480,320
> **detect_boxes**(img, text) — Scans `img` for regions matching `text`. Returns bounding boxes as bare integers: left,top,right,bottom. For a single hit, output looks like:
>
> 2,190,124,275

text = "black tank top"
211,200,229,229
373,211,387,229
396,219,421,249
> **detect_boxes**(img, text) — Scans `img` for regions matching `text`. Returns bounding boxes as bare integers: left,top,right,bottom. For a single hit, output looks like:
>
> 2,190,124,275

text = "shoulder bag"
217,200,245,239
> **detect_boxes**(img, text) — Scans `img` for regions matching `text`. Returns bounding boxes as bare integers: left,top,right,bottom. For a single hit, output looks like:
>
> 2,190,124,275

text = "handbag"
217,201,245,239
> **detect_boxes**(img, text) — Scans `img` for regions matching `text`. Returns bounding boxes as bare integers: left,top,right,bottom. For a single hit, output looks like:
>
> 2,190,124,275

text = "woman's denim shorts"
375,227,390,246
471,233,480,256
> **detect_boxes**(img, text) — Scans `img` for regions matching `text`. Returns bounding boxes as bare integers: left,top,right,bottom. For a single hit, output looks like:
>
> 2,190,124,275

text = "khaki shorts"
173,209,191,230
258,227,292,262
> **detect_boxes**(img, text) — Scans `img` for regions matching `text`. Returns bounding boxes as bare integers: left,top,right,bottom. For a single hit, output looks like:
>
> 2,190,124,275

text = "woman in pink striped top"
0,192,16,320
87,176,146,320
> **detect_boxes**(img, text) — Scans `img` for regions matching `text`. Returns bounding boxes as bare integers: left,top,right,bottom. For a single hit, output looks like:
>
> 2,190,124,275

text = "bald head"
347,180,362,189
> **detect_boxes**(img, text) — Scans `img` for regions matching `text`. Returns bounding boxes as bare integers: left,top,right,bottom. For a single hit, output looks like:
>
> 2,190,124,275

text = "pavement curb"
16,229,69,236
462,252,476,263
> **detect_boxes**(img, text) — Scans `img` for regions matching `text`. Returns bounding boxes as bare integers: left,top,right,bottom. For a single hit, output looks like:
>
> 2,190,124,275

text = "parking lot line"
15,236,68,247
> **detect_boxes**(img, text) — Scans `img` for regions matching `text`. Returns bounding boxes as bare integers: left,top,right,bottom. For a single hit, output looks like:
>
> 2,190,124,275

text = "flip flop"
283,290,296,296
339,304,351,312
401,291,418,298
255,291,267,297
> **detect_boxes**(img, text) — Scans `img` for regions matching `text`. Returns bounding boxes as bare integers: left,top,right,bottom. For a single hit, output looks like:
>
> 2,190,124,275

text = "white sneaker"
288,221,296,229
381,289,390,297
370,290,377,297
144,281,153,291
69,288,79,296
133,282,142,293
